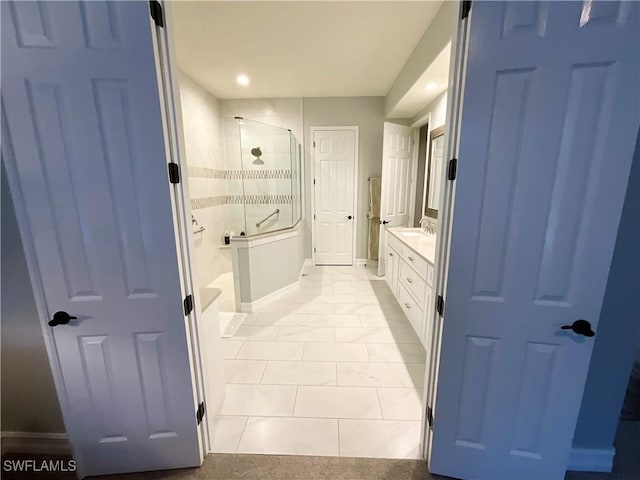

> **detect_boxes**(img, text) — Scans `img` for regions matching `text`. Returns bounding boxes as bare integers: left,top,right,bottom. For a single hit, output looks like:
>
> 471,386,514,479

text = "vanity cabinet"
384,231,434,348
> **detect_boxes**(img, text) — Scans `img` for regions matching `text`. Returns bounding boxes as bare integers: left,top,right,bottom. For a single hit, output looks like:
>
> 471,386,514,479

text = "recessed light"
236,74,250,87
424,82,438,91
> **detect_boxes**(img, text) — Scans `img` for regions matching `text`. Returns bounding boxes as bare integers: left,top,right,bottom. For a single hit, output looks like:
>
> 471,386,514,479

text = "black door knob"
560,319,595,337
347,215,353,220
48,311,77,327
380,220,390,225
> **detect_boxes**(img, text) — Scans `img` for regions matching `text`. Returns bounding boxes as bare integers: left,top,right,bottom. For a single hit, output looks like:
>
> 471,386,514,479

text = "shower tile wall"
179,72,231,289
220,98,304,235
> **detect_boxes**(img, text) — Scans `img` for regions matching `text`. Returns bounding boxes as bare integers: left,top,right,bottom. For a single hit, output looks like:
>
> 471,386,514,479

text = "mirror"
424,125,445,218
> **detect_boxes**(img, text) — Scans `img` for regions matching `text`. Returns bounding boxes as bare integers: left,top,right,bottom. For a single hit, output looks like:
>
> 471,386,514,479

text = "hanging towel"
368,177,382,260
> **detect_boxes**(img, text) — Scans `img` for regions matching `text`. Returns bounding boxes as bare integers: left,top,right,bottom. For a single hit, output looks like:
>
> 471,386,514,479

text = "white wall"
303,97,386,259
385,1,458,117
1,163,65,434
179,72,231,289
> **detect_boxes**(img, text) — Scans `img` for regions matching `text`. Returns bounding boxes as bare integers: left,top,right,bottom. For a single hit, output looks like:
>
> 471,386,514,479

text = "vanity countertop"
387,227,437,264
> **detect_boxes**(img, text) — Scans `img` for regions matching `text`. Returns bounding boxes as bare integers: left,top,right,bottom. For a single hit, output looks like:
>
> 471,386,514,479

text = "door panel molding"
310,126,359,266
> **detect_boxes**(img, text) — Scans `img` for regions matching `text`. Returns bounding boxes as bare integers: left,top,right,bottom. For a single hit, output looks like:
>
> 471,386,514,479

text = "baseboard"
567,446,615,472
239,278,300,313
1,431,71,456
355,259,377,267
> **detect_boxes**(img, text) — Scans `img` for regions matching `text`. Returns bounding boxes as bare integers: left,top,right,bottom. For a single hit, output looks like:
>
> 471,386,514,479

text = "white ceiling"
388,41,450,118
171,1,443,99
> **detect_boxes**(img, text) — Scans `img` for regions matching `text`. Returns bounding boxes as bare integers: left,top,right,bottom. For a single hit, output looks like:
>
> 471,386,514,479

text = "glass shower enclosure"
224,117,302,237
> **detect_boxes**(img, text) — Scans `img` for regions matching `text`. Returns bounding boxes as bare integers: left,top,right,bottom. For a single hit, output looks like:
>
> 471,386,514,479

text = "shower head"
251,147,264,165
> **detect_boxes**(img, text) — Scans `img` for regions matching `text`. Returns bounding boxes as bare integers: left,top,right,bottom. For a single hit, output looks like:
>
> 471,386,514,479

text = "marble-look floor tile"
221,340,244,359
337,362,424,388
360,314,409,328
261,361,336,386
236,341,304,360
223,359,267,384
220,384,297,416
294,386,382,419
377,388,424,421
276,326,335,342
338,419,421,459
232,325,279,341
366,343,426,363
303,342,369,362
210,416,247,453
307,313,361,327
246,312,309,326
335,327,420,344
237,417,339,456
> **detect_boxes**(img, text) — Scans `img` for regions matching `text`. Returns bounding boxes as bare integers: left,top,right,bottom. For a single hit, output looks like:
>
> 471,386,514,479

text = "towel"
368,177,382,260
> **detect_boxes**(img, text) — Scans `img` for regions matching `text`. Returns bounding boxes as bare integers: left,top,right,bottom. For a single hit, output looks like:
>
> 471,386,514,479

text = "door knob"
381,220,390,225
48,311,77,327
560,319,595,337
347,215,353,220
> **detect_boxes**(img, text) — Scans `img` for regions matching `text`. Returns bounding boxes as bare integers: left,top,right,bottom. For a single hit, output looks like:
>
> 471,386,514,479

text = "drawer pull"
404,303,411,309
406,278,413,283
408,256,414,261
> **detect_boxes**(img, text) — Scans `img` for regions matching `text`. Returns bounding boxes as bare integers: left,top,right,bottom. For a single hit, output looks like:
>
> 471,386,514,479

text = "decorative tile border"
191,194,292,210
190,196,228,210
187,165,227,179
227,169,292,180
228,194,292,205
187,164,291,180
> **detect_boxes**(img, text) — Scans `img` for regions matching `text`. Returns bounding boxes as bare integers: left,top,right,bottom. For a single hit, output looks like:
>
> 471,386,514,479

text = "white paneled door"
2,1,201,476
378,122,412,276
431,2,639,480
313,129,357,265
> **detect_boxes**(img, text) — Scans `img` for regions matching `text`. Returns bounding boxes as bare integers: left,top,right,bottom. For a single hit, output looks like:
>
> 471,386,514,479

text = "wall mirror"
424,125,445,218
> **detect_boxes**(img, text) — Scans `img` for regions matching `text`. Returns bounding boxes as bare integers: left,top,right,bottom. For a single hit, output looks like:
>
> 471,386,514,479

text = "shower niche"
224,117,302,237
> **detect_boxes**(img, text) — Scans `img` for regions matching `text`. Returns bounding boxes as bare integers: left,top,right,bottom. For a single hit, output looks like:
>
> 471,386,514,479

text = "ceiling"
171,1,443,99
387,41,450,118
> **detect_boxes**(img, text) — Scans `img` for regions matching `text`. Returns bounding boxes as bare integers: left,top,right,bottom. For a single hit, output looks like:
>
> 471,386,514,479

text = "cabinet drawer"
401,246,429,278
426,263,434,287
399,260,426,304
397,282,424,339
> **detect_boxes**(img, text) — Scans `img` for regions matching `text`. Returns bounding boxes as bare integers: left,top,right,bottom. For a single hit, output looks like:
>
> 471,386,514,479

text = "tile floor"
211,263,427,459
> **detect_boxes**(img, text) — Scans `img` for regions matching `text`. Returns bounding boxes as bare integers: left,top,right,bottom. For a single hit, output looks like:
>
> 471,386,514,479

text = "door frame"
151,1,210,455
309,126,359,266
0,1,209,473
419,0,468,467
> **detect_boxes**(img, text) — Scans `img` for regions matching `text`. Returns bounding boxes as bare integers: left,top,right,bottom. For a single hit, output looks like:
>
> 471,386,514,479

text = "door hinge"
314,247,316,253
313,178,316,185
313,214,316,220
183,294,194,316
461,0,472,20
447,158,457,181
427,406,434,430
168,162,180,184
436,295,445,317
149,0,164,27
313,141,316,148
196,401,205,425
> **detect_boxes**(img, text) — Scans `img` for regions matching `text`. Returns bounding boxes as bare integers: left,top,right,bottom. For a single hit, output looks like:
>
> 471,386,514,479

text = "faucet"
191,214,198,226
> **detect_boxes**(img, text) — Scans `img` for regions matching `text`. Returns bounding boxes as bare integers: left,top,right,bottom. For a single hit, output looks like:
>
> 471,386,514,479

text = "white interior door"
2,1,201,476
431,2,639,480
378,122,412,276
313,129,356,265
